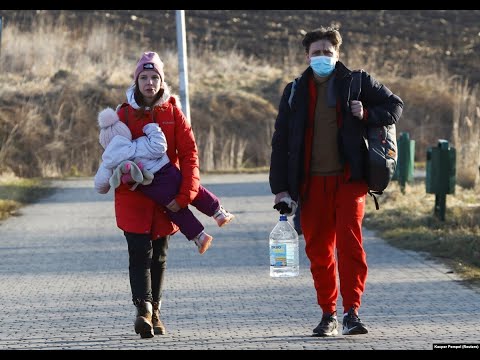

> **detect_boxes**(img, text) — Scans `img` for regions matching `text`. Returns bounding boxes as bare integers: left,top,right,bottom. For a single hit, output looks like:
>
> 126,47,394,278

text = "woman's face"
137,70,162,104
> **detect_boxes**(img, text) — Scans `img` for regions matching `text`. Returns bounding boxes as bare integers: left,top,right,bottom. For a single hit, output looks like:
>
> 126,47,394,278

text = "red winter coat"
114,95,200,239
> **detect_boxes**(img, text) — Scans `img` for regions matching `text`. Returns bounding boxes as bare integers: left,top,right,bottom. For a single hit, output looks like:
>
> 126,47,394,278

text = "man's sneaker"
312,313,338,337
342,308,368,335
193,231,213,254
213,205,235,227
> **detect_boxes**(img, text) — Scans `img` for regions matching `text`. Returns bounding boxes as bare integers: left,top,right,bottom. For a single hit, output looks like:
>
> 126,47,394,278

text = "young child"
94,107,235,254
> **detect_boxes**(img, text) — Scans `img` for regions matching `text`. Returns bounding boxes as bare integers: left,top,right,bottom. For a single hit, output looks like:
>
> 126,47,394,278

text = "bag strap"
351,70,384,211
288,78,298,108
350,70,363,101
368,191,381,211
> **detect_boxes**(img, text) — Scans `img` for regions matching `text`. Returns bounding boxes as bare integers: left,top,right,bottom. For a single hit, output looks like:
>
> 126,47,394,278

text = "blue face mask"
310,56,336,77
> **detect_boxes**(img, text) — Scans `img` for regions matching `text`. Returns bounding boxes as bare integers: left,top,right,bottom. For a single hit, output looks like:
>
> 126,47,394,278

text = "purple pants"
138,162,220,240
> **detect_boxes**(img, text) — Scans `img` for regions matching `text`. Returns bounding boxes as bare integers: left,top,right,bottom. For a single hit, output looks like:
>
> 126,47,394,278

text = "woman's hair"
302,27,342,54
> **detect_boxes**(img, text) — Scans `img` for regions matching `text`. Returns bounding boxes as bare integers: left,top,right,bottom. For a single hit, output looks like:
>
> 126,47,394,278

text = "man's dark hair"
302,27,343,54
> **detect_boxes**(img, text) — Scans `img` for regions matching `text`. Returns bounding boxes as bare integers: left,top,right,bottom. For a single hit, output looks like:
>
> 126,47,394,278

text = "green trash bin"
425,139,456,221
393,132,415,191
426,139,455,195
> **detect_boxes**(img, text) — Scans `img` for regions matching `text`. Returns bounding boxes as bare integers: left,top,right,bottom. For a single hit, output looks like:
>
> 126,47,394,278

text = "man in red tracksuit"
269,27,403,336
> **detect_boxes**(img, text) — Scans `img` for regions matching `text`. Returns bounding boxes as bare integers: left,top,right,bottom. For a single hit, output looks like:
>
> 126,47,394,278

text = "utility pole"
0,17,3,58
175,10,190,122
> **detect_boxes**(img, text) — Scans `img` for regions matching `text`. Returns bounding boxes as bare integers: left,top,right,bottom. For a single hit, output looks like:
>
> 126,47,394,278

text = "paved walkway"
0,174,478,350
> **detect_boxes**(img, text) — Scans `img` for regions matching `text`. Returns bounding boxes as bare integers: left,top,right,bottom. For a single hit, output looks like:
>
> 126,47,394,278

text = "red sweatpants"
300,175,368,315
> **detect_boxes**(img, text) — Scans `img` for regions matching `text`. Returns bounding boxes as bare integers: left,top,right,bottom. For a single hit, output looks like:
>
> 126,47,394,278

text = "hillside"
1,9,479,84
0,9,478,183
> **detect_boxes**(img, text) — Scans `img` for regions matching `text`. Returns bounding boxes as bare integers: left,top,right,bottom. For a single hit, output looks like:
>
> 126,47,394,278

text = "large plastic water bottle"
269,214,299,277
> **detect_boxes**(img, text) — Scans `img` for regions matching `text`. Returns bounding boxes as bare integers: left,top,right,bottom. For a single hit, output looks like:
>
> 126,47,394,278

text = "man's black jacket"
269,61,404,201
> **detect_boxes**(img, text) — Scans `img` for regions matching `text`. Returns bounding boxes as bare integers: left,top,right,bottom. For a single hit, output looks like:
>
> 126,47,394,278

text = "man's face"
305,39,338,64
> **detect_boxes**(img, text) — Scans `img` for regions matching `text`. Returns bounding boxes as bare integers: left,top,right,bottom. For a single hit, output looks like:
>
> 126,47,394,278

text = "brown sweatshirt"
310,75,344,176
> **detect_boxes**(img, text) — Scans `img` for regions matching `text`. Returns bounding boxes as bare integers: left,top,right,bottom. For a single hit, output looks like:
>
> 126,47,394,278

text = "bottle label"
270,244,287,267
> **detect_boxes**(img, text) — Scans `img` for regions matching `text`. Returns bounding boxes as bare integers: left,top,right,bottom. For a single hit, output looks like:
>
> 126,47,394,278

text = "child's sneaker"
213,205,235,227
193,231,213,255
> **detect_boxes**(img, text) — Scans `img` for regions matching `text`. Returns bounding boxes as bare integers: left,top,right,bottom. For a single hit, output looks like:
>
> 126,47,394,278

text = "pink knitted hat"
133,51,165,82
98,108,132,149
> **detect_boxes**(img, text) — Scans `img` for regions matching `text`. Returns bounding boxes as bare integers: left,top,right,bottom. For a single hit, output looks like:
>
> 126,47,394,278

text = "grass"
364,178,480,289
0,174,53,221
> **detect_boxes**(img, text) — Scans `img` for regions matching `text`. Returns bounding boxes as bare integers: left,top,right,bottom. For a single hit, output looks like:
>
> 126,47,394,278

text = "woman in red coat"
108,51,202,339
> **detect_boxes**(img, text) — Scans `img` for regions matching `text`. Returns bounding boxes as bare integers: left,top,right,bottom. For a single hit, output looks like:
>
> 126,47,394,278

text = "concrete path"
0,174,478,350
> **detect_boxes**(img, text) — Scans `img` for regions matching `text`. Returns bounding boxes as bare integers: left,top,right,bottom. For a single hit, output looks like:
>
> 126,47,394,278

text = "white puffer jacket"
94,111,170,194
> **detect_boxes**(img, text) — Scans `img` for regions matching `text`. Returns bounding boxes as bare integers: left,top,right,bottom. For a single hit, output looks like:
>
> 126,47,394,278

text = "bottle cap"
279,214,287,221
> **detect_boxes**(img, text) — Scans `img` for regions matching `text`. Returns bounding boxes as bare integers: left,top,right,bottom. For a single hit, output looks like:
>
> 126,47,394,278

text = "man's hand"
274,191,290,205
273,191,297,217
350,100,364,119
166,199,181,212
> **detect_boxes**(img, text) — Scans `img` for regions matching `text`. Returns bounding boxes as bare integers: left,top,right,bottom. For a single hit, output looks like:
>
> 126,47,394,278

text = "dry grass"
365,179,480,286
0,15,478,188
191,90,277,171
0,172,52,220
1,18,133,85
